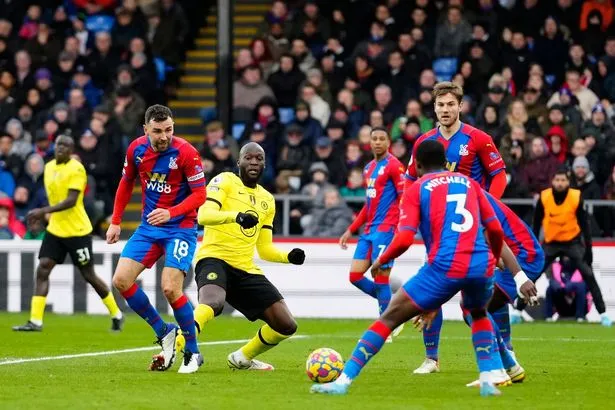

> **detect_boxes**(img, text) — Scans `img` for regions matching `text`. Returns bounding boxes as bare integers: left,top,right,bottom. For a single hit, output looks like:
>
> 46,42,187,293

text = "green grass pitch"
0,313,613,409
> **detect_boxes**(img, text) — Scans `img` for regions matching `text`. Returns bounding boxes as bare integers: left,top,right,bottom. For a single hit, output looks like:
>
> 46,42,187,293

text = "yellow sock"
240,324,292,360
176,304,214,354
194,304,215,334
30,296,46,325
101,293,122,319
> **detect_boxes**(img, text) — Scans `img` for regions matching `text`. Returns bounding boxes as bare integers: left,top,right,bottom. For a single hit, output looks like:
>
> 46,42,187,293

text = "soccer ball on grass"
306,348,345,383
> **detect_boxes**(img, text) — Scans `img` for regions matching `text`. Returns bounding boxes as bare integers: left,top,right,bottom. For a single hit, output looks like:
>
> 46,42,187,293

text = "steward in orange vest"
532,169,608,318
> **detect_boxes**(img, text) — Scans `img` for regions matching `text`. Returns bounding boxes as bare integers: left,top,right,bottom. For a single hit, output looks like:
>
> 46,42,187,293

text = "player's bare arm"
28,189,79,221
499,243,538,304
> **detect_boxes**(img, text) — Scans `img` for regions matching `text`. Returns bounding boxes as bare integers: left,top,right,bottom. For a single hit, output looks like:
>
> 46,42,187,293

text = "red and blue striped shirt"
122,136,205,229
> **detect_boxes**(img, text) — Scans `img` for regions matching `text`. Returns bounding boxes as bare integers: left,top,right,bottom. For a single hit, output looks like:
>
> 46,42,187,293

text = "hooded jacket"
0,196,26,238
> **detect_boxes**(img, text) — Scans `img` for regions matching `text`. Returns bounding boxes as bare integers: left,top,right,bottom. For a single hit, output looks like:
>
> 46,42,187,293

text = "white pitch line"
0,335,308,366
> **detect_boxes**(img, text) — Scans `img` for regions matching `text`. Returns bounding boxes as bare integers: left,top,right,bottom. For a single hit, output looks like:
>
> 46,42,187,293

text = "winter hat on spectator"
592,103,606,114
326,119,345,130
315,136,332,148
286,123,304,136
58,51,74,62
116,86,132,98
250,122,265,134
559,87,573,98
117,64,134,76
52,101,69,113
582,126,601,138
93,104,110,115
572,156,590,171
34,129,48,141
295,100,309,112
549,104,564,114
488,86,505,94
34,68,52,81
309,161,329,176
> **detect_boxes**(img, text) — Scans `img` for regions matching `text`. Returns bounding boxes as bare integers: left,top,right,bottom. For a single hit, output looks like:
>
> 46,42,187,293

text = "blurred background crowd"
2,0,615,240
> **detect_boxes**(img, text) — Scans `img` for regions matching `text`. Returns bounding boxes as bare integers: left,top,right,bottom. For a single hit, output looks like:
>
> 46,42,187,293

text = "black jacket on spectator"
500,44,532,92
267,66,306,108
88,49,122,91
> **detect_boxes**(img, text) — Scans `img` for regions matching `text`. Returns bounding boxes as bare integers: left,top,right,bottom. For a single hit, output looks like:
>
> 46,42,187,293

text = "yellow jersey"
44,158,92,238
195,172,287,274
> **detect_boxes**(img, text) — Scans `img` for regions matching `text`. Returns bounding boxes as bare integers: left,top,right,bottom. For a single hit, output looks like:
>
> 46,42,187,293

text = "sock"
343,320,391,380
171,294,199,354
374,275,391,315
121,283,166,337
194,303,215,334
240,324,291,360
101,292,122,319
423,308,443,361
30,296,46,326
463,310,516,370
349,271,377,298
470,316,504,373
492,306,512,350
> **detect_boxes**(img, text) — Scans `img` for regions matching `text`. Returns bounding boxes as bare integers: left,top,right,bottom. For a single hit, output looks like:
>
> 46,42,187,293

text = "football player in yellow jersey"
12,135,123,332
174,142,305,370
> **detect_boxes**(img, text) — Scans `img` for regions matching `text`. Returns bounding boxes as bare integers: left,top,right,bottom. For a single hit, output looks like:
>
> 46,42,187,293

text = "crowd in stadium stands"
3,1,615,239
198,0,615,236
0,0,199,239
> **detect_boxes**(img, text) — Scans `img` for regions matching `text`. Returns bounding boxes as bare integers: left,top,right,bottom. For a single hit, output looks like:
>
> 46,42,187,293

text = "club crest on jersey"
261,201,268,210
459,144,469,156
168,156,178,169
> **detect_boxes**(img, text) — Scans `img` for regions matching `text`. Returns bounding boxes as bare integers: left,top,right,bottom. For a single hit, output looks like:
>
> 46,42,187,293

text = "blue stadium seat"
278,108,295,125
433,58,458,82
85,15,115,34
154,57,167,84
232,123,246,140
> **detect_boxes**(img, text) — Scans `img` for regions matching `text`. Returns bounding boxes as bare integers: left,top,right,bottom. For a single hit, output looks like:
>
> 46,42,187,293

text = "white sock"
30,319,42,326
336,373,353,385
601,313,609,319
113,311,123,320
479,371,491,384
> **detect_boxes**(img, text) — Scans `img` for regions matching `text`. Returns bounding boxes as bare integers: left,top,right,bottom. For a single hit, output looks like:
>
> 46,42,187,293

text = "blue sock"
470,315,504,373
423,308,443,361
374,275,391,315
343,320,391,379
492,306,512,350
121,283,166,337
464,310,516,369
349,271,377,298
171,294,199,353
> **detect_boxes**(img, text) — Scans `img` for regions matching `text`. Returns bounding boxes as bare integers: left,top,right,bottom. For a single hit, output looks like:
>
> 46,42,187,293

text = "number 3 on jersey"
446,194,473,233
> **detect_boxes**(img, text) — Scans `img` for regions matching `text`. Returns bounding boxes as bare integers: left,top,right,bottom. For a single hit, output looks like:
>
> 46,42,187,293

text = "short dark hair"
416,140,446,169
553,167,570,179
370,126,389,136
145,104,172,124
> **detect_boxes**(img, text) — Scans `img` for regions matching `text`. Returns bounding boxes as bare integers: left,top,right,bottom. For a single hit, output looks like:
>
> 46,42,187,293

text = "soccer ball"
305,348,345,383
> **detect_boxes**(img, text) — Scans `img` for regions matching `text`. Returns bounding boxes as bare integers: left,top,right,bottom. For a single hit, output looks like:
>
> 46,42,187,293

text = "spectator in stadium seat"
503,99,541,136
0,195,24,239
301,19,326,60
434,5,472,58
53,51,77,100
233,65,275,113
556,87,584,131
129,53,158,105
367,84,401,127
533,16,569,86
290,0,331,41
24,23,62,70
264,22,290,63
300,84,330,128
477,106,503,146
395,33,427,91
307,137,347,187
13,50,35,103
277,123,312,180
290,100,322,145
0,82,16,130
340,167,366,211
476,83,508,122
573,156,602,200
545,125,570,165
302,188,354,238
289,37,316,74
0,132,23,179
153,0,189,66
581,126,610,185
296,161,335,219
521,86,549,125
105,86,145,138
382,49,412,110
0,36,13,74
565,44,593,86
14,153,44,217
88,31,121,91
500,32,532,92
408,6,435,49
201,121,239,162
325,119,347,158
350,55,380,97
68,64,102,109
257,0,288,37
344,140,368,171
302,68,333,107
391,115,422,146
583,104,615,144
351,22,395,71
602,165,615,236
33,129,54,162
5,118,32,159
320,52,345,99
203,139,235,179
540,105,578,143
67,88,91,132
250,38,274,79
554,0,582,40
112,7,145,52
548,70,599,120
34,68,57,107
520,136,560,196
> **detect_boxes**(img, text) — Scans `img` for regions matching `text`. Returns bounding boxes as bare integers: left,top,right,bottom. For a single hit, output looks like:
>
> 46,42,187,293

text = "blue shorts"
353,231,395,269
402,264,495,311
121,224,197,272
495,264,543,303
